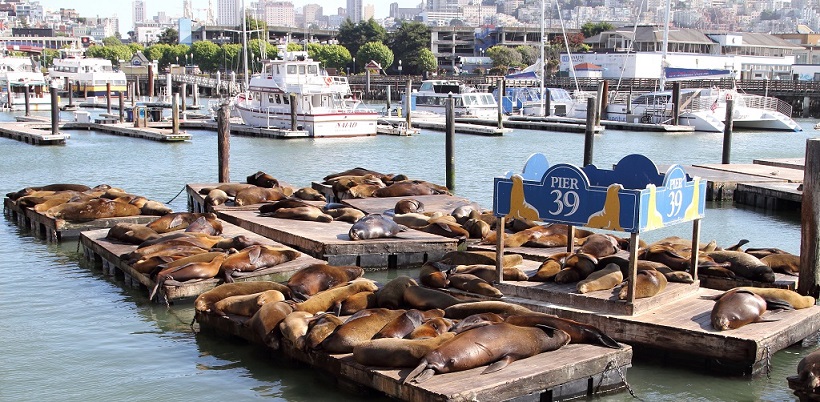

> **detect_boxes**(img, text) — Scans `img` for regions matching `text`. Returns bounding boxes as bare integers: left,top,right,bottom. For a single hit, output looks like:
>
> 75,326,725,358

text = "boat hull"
234,103,378,137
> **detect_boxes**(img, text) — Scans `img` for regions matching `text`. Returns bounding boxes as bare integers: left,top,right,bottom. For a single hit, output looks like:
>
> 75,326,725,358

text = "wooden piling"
65,77,73,107
584,97,596,166
544,88,551,116
180,83,187,120
289,93,297,131
672,82,681,126
217,101,231,183
172,93,180,134
106,82,112,114
497,78,504,129
192,83,199,107
722,98,734,164
405,80,412,129
23,85,30,116
600,81,609,121
385,85,391,116
496,215,506,284
50,81,59,135
595,82,605,125
799,138,820,298
118,92,124,123
445,94,455,191
147,65,154,99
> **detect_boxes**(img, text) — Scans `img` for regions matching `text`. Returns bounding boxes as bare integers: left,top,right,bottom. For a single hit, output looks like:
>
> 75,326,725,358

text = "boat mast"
242,0,249,91
540,0,546,116
660,0,671,90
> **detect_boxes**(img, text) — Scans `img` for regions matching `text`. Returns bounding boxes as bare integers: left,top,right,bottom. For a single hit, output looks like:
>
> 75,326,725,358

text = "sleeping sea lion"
353,333,456,367
576,263,623,294
447,273,503,297
443,301,533,319
711,288,768,330
618,269,668,300
287,264,364,301
321,308,405,353
292,279,379,314
247,300,294,346
221,245,301,277
395,198,424,214
349,213,406,240
234,187,287,206
106,223,160,245
707,250,776,283
376,276,418,309
246,171,280,188
325,207,365,223
213,290,286,317
505,313,621,348
403,286,464,310
149,253,228,301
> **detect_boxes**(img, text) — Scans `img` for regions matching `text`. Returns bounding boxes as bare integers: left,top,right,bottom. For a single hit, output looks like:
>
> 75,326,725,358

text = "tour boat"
405,79,498,119
47,53,127,97
0,56,51,110
233,50,378,137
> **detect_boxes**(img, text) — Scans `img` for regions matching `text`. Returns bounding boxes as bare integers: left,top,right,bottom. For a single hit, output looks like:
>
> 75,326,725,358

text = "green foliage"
356,42,393,72
85,45,133,67
486,46,522,68
190,40,220,72
286,43,303,52
143,43,190,69
157,28,178,45
515,45,539,65
102,36,122,46
245,16,267,40
387,21,430,75
41,49,60,68
127,42,144,54
221,44,242,72
317,44,352,71
416,48,437,74
337,18,387,57
580,22,615,38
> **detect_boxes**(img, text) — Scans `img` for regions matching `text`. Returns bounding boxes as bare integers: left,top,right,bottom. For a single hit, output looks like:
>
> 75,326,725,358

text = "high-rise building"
258,1,295,27
346,0,362,22
303,4,322,22
133,0,146,25
363,4,374,20
218,0,243,26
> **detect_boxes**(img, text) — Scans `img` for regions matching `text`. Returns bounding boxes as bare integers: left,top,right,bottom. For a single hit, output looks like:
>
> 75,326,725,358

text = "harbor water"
0,107,817,401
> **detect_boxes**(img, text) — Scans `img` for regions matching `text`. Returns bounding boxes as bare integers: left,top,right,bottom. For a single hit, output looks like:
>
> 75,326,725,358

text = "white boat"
497,85,588,117
0,56,52,110
233,50,378,137
47,49,127,97
406,79,498,119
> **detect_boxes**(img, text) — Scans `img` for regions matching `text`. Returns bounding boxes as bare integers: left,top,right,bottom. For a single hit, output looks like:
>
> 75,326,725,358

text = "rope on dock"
764,346,772,379
598,360,641,400
166,186,186,204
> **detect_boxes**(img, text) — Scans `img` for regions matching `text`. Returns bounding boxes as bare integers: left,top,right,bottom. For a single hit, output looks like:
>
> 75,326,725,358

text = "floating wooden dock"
63,122,191,141
177,120,310,138
79,221,325,302
186,183,304,213
514,115,695,133
673,161,804,208
0,122,69,145
457,116,603,134
381,117,509,136
341,194,480,215
217,210,458,269
3,197,157,242
195,310,633,402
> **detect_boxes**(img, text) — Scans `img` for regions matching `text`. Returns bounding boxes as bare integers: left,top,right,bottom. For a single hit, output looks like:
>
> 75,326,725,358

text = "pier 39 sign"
492,154,706,233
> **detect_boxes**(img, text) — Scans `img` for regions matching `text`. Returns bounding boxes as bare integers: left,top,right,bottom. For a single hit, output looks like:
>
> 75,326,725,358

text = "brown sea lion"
376,276,419,309
349,213,406,240
287,264,364,301
106,223,160,245
416,219,469,240
155,251,227,272
304,313,345,350
711,288,768,330
392,212,431,228
554,253,598,284
618,269,668,300
292,187,326,201
280,311,314,349
213,290,286,317
450,205,478,225
504,313,621,349
234,187,287,206
204,188,229,207
47,198,142,221
655,267,695,283
247,300,294,347
447,273,503,297
140,200,173,216
463,218,491,239
131,247,210,274
439,250,523,268
184,216,224,235
443,301,533,319
373,309,427,339
146,212,217,233
795,350,820,394
198,183,254,197
339,291,377,315
353,333,456,367
292,279,379,314
272,206,333,222
731,287,815,309
529,252,570,282
221,245,301,277
449,312,506,334
418,261,450,288
325,207,365,223
404,323,570,383
257,198,313,214
706,250,776,283
7,183,90,200
395,198,424,214
149,253,228,301
745,247,791,259
195,281,290,313
321,308,405,353
452,264,529,283
323,167,387,181
403,286,464,310
246,171,280,188
576,263,623,294
579,233,620,258
374,181,440,197
761,253,800,276
407,317,454,339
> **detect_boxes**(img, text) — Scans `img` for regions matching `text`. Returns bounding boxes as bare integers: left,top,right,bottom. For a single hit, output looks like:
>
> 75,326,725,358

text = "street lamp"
353,57,356,74
398,59,402,78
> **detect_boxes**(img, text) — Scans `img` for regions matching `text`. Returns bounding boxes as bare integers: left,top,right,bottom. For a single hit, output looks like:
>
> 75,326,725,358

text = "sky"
37,0,421,35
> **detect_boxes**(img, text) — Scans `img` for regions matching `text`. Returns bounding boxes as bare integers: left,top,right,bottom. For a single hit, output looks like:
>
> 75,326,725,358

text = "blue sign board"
493,154,706,233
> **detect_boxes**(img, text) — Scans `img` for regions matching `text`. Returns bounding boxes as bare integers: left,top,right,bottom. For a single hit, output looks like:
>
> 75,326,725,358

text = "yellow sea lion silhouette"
645,184,665,230
587,183,623,231
683,177,701,220
506,174,540,221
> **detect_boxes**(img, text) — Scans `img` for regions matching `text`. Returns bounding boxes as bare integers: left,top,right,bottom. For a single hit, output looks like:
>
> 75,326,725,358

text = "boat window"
283,95,289,104
287,65,296,74
268,94,275,103
482,94,494,104
455,98,463,107
308,65,318,75
299,66,306,74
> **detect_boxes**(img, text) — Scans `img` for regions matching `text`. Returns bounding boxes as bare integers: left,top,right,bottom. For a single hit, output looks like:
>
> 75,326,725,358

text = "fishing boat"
0,56,51,110
405,79,498,119
233,50,378,137
47,51,127,97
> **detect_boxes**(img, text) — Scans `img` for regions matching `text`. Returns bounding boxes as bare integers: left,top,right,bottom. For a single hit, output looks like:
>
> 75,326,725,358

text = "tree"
416,48,437,75
286,43,303,52
127,42,144,54
356,42,393,72
190,40,220,72
337,18,387,57
580,22,615,38
85,45,133,67
157,28,178,45
41,49,60,69
102,36,122,46
308,44,351,71
220,43,242,73
387,21,430,75
515,45,539,66
486,45,522,68
244,16,267,41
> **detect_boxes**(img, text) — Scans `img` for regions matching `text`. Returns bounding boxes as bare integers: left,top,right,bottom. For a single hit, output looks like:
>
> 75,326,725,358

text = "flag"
710,98,718,113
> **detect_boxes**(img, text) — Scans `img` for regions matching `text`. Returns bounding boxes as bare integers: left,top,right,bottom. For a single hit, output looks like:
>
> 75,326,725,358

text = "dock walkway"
0,122,68,145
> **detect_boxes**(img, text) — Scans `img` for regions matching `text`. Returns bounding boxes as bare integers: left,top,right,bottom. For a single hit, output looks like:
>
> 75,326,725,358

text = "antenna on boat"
241,0,249,91
539,0,545,117
660,0,671,90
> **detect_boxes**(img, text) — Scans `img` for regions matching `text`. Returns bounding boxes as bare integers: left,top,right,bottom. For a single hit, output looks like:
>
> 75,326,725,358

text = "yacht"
496,85,587,117
0,56,51,110
233,50,378,137
47,53,127,97
405,79,498,119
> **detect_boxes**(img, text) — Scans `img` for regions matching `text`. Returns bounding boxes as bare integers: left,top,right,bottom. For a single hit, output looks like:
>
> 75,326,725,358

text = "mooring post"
65,77,73,107
544,88,551,117
671,81,681,126
599,80,609,123
497,78,504,129
290,93,297,131
172,93,180,134
118,91,124,123
50,80,59,135
130,82,135,107
584,97,596,166
385,85,391,116
23,84,30,116
799,138,820,298
180,83,187,121
690,219,701,281
106,82,112,114
595,81,605,125
147,64,154,99
626,232,640,304
626,86,633,114
405,80,412,129
192,83,199,107
722,98,734,164
445,94,456,191
5,81,11,109
495,215,505,284
217,100,231,183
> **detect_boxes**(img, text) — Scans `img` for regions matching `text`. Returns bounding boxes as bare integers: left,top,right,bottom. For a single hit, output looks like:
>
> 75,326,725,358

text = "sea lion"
293,187,326,201
47,198,142,221
106,223,160,245
272,206,333,222
407,317,454,339
450,205,477,225
184,216,224,235
304,313,345,350
450,312,506,334
404,323,571,383
204,189,229,207
376,276,418,309
395,198,424,214
745,247,791,259
149,253,229,301
146,212,217,233
199,183,255,197
463,218,491,239
246,171,280,188
7,183,90,200
321,308,406,353
280,311,314,349
373,309,427,339
618,269,668,300
416,220,469,240
418,261,450,288
707,250,776,283
323,167,387,181
131,247,211,274
349,214,406,240
339,291,377,315
195,281,290,313
655,267,695,284
730,287,815,309
325,207,365,223
247,300,294,347
439,250,523,268
796,350,820,394
403,286,464,310
452,264,529,283
374,181,442,197
257,198,313,214
761,253,800,276
221,245,301,277
287,264,364,301
447,273,503,297
213,290,286,317
554,253,598,284
504,313,621,349
443,301,533,319
353,333,456,367
576,263,623,294
579,233,620,258
392,213,431,228
140,200,173,216
292,279,379,314
529,253,570,282
711,288,768,330
234,187,287,206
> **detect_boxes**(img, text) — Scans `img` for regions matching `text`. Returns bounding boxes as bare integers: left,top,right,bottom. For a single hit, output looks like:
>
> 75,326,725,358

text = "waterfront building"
217,0,243,26
346,0,362,23
257,1,295,27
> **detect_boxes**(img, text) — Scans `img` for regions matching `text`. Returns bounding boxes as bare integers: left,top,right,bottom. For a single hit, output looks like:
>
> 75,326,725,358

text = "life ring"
324,77,333,86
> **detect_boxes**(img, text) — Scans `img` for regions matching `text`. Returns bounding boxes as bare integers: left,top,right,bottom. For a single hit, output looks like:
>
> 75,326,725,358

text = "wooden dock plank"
753,157,805,170
0,122,69,145
342,194,480,216
62,122,191,141
217,209,458,268
79,221,325,301
186,183,304,213
693,163,804,183
195,311,632,402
